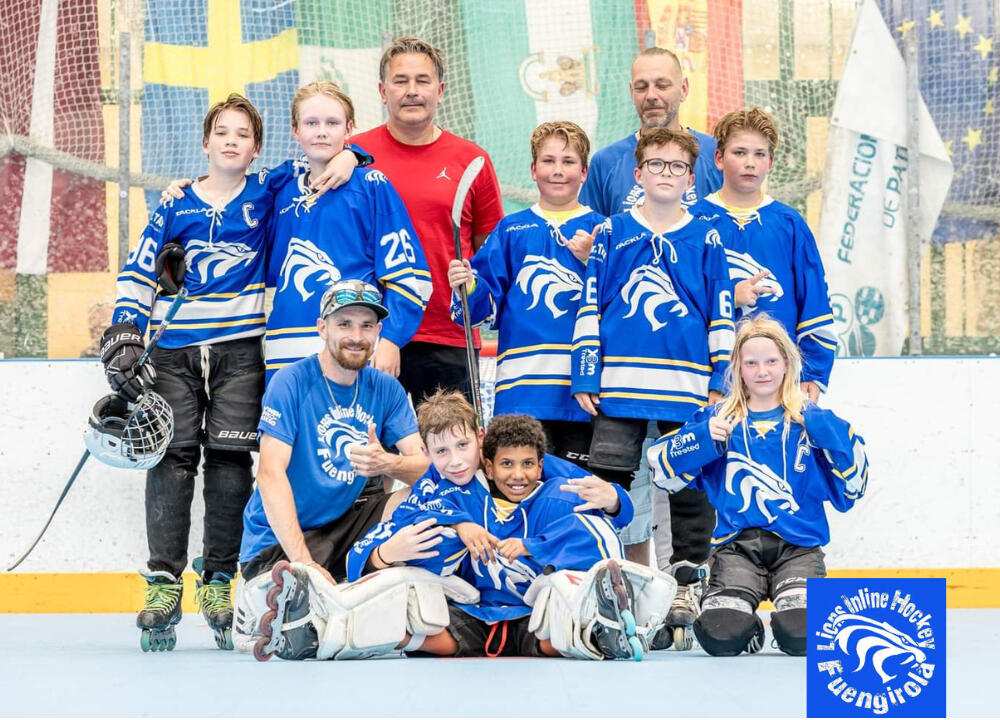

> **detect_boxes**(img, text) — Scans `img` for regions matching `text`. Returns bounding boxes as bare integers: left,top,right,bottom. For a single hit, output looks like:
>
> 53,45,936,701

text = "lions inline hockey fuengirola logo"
620,264,689,332
278,237,342,302
807,578,945,718
183,239,257,284
314,410,372,485
514,255,583,319
724,451,800,523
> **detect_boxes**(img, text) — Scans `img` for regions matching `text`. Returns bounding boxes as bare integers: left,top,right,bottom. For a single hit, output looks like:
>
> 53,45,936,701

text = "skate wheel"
628,636,645,661
621,609,637,637
266,584,282,611
271,560,292,585
259,609,277,634
140,630,152,652
673,626,693,651
216,628,234,651
253,636,274,662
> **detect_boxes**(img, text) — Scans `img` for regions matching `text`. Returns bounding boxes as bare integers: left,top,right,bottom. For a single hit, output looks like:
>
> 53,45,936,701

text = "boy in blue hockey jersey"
351,395,648,659
447,121,603,467
103,94,291,652
689,108,836,400
571,127,735,643
266,82,432,381
647,316,868,656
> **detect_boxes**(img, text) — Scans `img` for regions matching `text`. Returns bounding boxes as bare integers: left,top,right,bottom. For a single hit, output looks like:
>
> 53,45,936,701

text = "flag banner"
818,0,953,356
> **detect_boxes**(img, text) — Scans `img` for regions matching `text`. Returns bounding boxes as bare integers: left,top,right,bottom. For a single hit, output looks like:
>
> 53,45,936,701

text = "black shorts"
588,415,681,489
540,419,592,469
240,492,391,583
150,336,264,452
705,528,827,607
413,605,542,658
399,341,476,407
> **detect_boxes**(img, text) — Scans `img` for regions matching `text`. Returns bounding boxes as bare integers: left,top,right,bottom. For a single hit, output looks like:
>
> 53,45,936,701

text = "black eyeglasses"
639,158,692,176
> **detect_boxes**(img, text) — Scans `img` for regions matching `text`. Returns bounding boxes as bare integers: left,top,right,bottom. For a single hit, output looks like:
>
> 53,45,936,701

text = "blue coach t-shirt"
240,355,418,561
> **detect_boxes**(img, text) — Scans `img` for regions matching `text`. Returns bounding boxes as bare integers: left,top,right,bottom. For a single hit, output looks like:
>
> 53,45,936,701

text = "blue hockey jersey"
347,455,632,623
647,404,868,548
265,164,432,378
571,209,735,422
449,205,606,422
579,129,722,216
690,194,837,389
112,165,294,348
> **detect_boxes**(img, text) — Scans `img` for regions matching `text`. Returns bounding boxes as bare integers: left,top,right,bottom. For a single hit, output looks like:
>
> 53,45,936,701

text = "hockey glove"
155,243,187,296
100,323,155,402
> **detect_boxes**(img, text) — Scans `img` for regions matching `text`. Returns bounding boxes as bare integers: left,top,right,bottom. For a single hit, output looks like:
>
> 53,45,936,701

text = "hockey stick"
6,288,188,572
451,156,486,427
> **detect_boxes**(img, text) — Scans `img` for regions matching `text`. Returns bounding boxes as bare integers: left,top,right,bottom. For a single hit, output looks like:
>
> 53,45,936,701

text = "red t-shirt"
351,125,504,347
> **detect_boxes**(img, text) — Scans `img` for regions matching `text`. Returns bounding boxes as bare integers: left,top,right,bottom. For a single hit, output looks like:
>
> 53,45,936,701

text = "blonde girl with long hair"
647,315,869,657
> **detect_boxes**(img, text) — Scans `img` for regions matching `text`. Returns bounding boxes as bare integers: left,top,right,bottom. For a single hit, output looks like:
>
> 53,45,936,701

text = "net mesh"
1,0,999,361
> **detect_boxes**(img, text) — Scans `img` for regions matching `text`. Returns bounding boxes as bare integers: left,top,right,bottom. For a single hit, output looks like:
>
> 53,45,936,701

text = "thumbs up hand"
567,228,596,263
347,423,390,478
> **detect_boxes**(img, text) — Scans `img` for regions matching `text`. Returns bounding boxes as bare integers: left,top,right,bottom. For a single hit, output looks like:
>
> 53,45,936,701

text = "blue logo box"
807,577,946,718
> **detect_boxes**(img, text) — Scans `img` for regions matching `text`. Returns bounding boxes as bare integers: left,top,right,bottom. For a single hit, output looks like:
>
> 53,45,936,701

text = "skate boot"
589,559,646,661
137,570,183,652
253,560,319,662
651,560,708,651
193,557,234,651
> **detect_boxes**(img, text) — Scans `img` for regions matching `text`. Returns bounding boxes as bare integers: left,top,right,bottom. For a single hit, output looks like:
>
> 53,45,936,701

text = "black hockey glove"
155,243,187,296
100,323,155,402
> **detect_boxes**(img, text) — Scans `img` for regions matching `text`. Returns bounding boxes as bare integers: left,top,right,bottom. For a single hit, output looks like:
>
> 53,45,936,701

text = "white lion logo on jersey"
725,452,800,523
321,420,369,458
514,255,583,319
365,170,387,184
725,249,783,310
830,614,928,683
620,265,689,331
278,237,342,302
183,239,256,284
472,555,537,599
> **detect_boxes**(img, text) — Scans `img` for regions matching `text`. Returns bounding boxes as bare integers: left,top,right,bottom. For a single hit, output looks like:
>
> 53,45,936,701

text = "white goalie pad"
233,565,479,660
524,559,677,660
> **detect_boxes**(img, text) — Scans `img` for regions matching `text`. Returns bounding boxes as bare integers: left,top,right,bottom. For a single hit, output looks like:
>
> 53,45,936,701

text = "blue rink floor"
0,610,994,718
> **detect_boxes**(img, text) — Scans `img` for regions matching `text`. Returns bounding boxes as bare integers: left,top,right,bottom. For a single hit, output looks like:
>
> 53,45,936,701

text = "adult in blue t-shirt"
577,47,721,608
579,47,723,215
240,280,429,583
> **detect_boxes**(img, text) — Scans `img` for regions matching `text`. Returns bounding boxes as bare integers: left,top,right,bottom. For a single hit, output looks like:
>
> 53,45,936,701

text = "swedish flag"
142,0,299,203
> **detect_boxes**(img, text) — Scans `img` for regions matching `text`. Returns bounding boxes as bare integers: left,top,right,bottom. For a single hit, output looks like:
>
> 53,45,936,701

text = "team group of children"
103,65,868,660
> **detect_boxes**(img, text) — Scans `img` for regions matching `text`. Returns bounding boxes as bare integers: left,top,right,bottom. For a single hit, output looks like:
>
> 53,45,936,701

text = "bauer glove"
155,243,187,296
100,323,155,402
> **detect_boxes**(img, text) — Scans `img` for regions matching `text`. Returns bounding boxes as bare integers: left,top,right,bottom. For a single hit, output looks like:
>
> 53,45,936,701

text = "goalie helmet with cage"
84,392,174,469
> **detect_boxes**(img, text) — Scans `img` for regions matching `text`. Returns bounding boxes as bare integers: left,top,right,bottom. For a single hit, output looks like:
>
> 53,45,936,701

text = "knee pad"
694,608,764,657
770,609,807,656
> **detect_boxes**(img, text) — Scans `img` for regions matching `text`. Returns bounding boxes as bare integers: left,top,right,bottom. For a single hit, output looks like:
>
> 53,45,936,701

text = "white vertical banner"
818,0,952,356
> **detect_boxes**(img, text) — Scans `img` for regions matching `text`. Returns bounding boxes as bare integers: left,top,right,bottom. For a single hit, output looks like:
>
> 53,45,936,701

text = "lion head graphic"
278,237,342,302
514,255,583,319
183,239,256,285
831,614,928,683
620,264,689,331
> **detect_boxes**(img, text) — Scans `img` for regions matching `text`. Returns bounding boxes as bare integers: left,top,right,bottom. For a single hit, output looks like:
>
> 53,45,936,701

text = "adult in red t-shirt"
352,37,504,407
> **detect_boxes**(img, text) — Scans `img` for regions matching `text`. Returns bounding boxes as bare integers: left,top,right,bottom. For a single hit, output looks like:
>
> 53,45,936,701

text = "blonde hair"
717,315,805,426
530,121,590,169
713,107,780,158
291,81,356,130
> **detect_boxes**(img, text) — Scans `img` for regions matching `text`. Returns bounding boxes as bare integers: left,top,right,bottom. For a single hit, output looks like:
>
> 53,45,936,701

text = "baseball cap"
320,279,389,320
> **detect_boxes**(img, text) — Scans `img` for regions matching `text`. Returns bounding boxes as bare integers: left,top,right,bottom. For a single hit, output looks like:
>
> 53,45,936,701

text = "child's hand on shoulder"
455,521,499,563
497,538,528,562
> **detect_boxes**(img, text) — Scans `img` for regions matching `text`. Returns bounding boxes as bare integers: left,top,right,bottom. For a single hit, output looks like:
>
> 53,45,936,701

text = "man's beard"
640,105,677,130
331,342,372,370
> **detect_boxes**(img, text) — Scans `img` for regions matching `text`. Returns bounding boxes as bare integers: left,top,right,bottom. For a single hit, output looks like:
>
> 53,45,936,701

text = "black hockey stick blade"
7,449,91,572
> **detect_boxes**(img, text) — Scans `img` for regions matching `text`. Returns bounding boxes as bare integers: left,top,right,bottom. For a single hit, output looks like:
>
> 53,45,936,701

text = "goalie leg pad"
303,566,479,660
524,559,677,660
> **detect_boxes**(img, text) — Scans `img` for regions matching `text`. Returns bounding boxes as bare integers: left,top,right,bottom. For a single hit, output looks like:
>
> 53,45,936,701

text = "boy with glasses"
571,127,735,650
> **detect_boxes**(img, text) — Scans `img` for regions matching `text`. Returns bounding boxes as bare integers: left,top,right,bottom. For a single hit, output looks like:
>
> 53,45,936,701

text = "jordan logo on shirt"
436,167,451,181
